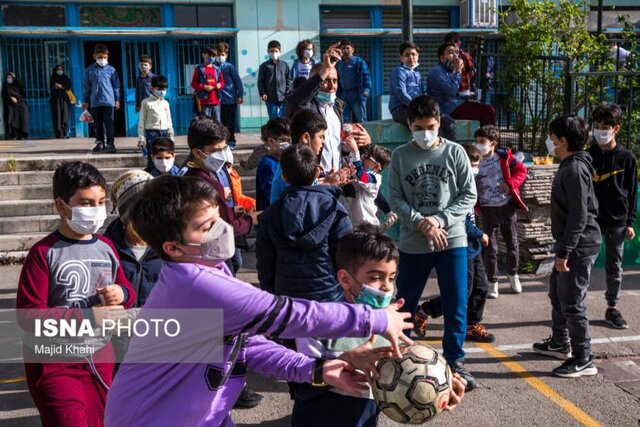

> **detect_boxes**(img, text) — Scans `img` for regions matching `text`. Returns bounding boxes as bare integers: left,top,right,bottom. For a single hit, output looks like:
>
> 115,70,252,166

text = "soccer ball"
371,344,452,424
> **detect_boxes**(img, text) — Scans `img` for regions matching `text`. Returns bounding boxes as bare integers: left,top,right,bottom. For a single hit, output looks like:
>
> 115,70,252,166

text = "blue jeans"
341,90,367,123
396,247,468,365
201,104,221,121
266,101,284,119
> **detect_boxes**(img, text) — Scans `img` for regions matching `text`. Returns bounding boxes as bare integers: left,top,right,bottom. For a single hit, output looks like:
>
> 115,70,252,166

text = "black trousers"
91,106,115,146
220,103,237,143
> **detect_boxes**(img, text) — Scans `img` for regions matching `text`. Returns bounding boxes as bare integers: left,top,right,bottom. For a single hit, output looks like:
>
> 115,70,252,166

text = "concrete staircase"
0,144,260,264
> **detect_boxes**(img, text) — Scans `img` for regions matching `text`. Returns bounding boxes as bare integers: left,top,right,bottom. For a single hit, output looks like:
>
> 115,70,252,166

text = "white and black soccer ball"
372,344,452,424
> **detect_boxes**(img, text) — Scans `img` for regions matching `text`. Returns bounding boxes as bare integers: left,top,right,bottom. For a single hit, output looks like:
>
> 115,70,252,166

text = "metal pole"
401,0,413,42
597,0,603,35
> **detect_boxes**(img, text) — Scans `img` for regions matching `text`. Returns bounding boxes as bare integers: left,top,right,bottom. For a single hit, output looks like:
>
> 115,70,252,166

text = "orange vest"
228,165,256,211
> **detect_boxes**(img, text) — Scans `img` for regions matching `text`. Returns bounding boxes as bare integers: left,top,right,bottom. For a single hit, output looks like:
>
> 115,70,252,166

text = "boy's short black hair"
474,125,499,143
462,143,482,163
265,117,291,140
591,103,623,127
129,176,219,261
151,75,168,89
444,31,461,44
267,40,281,51
399,41,419,56
139,55,153,65
52,161,107,203
281,144,317,186
290,109,327,144
437,42,456,58
216,41,230,54
295,39,314,59
336,224,399,273
364,145,392,170
93,44,109,55
187,116,229,150
339,39,353,48
548,114,588,152
407,95,441,122
202,45,216,56
151,137,175,156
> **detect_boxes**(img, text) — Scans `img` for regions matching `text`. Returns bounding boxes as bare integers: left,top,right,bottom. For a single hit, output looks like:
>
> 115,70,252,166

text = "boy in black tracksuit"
533,115,601,378
587,103,637,329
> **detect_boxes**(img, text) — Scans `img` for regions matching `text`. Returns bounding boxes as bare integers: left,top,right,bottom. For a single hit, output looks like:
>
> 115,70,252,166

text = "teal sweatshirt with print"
388,138,477,254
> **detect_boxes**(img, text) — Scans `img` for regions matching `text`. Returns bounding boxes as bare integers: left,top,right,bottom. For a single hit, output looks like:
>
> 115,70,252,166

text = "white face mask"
6,77,14,84
269,51,281,61
472,167,479,176
154,157,174,173
202,150,227,173
63,203,107,235
222,146,234,165
217,56,227,64
412,130,439,150
181,219,235,265
303,49,313,59
545,137,557,157
593,129,614,145
96,58,108,67
475,143,492,156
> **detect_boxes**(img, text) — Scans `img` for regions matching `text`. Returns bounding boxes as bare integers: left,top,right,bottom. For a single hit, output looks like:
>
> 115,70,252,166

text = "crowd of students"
14,39,637,427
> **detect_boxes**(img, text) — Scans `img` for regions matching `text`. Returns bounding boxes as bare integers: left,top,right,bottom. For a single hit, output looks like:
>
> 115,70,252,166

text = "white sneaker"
508,274,522,294
487,282,499,299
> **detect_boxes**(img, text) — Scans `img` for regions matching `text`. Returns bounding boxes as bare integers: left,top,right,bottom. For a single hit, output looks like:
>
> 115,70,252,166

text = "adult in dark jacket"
284,43,371,173
256,146,353,303
49,65,72,139
533,115,601,379
2,72,29,140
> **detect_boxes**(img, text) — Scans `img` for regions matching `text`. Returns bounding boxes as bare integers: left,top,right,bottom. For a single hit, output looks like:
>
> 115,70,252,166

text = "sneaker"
102,144,117,154
452,361,478,391
91,143,104,153
466,324,496,343
233,384,263,409
487,282,499,299
605,308,628,329
553,357,598,378
508,274,522,294
413,309,430,338
532,336,572,360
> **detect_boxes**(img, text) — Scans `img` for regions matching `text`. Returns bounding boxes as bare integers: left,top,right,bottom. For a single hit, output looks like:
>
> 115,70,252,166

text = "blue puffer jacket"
256,185,353,302
426,62,464,115
104,218,163,307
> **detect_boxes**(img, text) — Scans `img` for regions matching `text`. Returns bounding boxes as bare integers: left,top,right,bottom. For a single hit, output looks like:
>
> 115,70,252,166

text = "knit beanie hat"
110,170,153,218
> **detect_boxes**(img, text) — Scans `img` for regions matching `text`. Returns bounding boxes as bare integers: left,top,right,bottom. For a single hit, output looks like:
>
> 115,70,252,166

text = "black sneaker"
233,384,263,409
605,308,628,329
91,143,104,153
532,336,572,360
102,144,118,154
553,357,598,378
452,361,478,392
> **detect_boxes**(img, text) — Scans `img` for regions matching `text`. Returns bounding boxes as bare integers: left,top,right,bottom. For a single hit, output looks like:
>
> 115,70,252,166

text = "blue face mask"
316,91,336,105
354,284,393,309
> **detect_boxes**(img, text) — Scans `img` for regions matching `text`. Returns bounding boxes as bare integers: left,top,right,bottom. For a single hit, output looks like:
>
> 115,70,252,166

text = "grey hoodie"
551,151,602,259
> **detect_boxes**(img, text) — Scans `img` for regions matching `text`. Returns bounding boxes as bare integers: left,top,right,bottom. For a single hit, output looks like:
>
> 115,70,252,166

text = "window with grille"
174,5,233,28
174,38,232,96
381,7,450,28
382,37,441,95
1,5,66,26
321,9,371,29
123,42,162,89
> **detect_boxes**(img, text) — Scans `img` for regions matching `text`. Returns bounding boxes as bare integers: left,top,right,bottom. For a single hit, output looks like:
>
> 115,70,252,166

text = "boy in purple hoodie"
104,175,414,427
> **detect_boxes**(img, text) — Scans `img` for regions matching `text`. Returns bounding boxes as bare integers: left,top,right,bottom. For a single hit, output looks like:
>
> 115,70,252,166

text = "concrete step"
0,233,48,252
0,251,28,264
0,174,256,203
0,214,117,234
0,199,116,217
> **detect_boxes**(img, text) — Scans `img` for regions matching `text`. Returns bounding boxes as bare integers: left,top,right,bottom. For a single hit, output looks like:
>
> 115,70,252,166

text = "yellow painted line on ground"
0,376,25,385
476,342,602,427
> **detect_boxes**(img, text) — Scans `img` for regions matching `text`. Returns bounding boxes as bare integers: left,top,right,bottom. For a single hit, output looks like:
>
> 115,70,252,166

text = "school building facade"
1,0,638,139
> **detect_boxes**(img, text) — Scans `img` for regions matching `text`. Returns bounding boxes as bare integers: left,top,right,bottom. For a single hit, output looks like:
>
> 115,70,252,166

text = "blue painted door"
122,41,162,137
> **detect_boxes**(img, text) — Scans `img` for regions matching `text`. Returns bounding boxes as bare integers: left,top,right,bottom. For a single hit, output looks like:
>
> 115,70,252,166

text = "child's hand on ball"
382,298,414,358
445,373,467,411
339,336,393,380
322,359,369,396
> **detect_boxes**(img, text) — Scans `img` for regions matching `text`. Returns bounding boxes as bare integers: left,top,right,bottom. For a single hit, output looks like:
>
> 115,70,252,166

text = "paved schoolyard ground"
1,250,639,426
